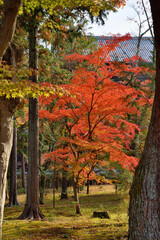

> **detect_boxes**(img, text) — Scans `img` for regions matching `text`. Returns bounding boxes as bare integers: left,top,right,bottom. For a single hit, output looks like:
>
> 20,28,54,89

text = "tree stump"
93,211,110,219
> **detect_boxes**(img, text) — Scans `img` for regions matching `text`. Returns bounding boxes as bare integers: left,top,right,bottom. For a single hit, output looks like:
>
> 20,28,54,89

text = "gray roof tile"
94,36,154,62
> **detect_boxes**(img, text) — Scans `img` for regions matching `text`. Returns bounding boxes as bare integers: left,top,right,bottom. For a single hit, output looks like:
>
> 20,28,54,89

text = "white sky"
86,0,152,37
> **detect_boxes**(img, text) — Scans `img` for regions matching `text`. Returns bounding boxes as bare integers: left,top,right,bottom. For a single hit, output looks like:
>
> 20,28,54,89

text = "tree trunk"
128,1,160,239
21,153,26,189
18,98,44,219
7,126,20,206
0,0,21,60
86,164,97,195
18,15,44,220
61,169,68,199
53,166,56,209
73,176,81,215
0,98,19,238
87,174,90,195
39,173,45,205
0,1,21,238
53,178,56,209
55,171,59,190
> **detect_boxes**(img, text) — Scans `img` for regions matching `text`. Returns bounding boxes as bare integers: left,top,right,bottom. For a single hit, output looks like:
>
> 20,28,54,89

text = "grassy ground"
3,185,129,240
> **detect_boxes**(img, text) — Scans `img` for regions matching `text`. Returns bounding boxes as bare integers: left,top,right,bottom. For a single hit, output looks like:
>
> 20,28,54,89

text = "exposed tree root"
18,205,45,220
5,200,20,207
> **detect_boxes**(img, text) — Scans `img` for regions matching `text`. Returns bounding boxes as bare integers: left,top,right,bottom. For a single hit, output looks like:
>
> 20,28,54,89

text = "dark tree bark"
55,171,59,190
3,44,20,207
128,1,160,239
53,167,56,209
39,174,45,205
39,151,48,205
0,0,21,59
18,15,44,220
61,169,68,199
21,152,26,189
6,126,20,207
87,177,90,195
0,1,21,238
86,164,97,195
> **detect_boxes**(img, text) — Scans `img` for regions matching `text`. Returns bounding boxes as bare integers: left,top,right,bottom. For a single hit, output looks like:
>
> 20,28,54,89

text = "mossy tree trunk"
128,1,160,239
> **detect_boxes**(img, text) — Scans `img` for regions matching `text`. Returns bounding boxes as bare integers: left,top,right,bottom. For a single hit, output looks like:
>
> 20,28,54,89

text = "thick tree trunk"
0,98,19,238
0,0,21,60
0,1,21,238
7,126,20,206
61,169,68,199
18,98,44,219
18,16,44,220
128,1,160,239
128,102,160,239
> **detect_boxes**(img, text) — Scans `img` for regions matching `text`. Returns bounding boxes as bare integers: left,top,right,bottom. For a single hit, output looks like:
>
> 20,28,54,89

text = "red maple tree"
40,35,153,214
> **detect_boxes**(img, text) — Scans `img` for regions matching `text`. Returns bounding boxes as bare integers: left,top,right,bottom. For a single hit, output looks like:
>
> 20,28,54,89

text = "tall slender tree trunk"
73,175,81,215
87,174,90,195
128,1,160,239
53,168,56,209
55,171,59,190
39,173,45,205
21,153,26,189
18,14,44,220
61,168,68,199
86,165,96,195
7,126,20,206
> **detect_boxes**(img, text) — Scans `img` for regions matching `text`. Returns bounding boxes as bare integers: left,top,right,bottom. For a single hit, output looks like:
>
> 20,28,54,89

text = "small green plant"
18,187,26,194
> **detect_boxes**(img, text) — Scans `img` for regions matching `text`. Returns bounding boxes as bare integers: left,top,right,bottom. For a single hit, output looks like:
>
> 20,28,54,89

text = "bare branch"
141,0,154,38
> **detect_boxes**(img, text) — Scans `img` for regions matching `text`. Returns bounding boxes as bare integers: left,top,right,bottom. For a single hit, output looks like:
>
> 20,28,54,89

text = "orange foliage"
40,35,153,184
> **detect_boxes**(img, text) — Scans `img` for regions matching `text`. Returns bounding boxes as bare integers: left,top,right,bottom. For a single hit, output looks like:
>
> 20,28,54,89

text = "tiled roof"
94,36,154,63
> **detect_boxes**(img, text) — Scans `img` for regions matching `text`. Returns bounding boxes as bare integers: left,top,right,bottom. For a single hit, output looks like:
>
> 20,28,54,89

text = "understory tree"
40,35,152,215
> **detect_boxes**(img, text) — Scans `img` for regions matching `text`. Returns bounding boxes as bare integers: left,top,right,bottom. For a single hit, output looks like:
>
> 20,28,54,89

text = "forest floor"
3,185,129,240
